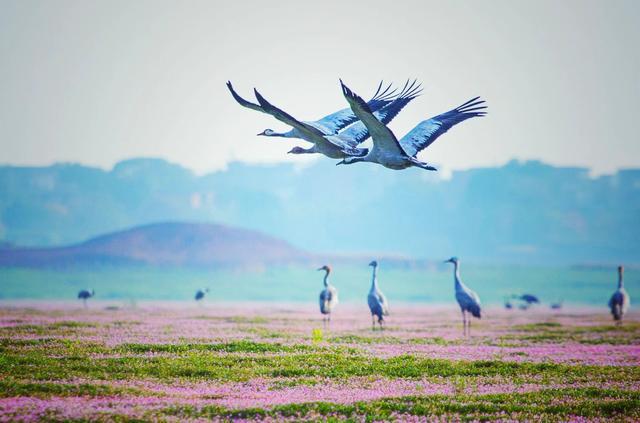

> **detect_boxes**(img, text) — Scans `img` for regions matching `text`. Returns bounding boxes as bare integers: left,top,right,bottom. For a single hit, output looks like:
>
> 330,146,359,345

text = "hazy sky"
1,0,638,175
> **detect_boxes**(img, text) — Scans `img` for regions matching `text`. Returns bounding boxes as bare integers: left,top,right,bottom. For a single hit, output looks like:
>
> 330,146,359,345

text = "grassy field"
0,303,638,421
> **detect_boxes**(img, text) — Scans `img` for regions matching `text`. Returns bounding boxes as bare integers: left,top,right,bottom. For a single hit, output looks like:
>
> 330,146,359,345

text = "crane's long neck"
281,129,297,138
266,129,296,138
370,265,378,291
323,270,330,287
351,157,368,164
453,262,462,289
292,146,317,154
618,268,624,289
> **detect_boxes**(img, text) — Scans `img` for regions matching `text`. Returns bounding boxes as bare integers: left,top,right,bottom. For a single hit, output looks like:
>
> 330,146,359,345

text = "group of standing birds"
318,261,389,330
317,257,481,333
315,259,631,334
227,79,487,171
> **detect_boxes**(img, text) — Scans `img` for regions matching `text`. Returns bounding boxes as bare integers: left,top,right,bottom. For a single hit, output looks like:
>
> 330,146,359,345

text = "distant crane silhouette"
504,297,513,310
367,260,389,330
195,288,209,302
445,257,481,336
77,289,94,308
609,266,630,323
318,265,338,327
519,294,540,305
550,300,563,310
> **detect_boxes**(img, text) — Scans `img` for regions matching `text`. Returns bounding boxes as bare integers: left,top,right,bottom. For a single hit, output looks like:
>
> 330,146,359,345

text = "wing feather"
315,81,398,134
226,81,265,113
340,80,406,156
253,89,325,140
399,97,487,157
339,80,422,145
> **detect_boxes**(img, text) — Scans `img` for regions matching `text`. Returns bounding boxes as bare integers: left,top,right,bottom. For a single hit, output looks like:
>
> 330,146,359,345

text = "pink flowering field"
0,302,638,421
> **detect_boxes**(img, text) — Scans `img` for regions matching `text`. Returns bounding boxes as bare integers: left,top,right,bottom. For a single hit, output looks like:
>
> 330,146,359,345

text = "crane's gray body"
318,266,338,318
367,261,389,327
609,267,630,321
319,285,338,315
445,257,481,336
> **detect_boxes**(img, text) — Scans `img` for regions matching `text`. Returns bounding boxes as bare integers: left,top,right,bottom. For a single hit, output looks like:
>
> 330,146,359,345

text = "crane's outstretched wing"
339,80,422,145
340,80,407,157
399,97,486,157
315,81,398,134
253,89,325,140
227,81,265,113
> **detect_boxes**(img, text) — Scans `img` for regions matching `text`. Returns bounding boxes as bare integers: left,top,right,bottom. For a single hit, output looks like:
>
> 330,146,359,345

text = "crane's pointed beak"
336,160,346,166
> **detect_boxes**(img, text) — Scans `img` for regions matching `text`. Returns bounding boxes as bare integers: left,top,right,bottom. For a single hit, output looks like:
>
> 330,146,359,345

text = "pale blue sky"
0,0,638,175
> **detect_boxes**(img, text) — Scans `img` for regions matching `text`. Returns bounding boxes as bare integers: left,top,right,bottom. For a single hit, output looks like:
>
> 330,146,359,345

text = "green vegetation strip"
0,380,145,398
0,339,637,383
160,388,640,421
118,340,319,354
502,322,640,345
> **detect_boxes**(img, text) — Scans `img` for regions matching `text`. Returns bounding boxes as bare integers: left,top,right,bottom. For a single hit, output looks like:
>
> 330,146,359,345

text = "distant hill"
0,222,312,268
0,158,639,264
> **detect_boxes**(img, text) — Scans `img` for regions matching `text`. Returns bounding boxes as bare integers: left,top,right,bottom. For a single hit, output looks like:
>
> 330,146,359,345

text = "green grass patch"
227,316,269,324
0,379,145,398
118,340,315,354
1,342,637,384
501,321,640,345
159,388,640,420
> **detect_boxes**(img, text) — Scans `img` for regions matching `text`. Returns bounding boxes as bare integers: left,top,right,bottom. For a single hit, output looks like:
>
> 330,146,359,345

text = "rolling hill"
0,222,312,268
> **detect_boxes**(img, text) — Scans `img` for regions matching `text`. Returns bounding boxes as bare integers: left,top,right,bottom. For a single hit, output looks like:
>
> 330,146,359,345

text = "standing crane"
444,257,481,336
504,297,513,310
77,289,94,308
318,265,338,327
519,294,540,305
195,288,209,302
550,300,563,310
609,266,630,323
367,260,389,330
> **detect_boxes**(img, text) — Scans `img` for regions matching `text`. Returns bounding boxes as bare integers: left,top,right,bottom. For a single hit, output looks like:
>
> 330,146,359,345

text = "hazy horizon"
2,157,638,265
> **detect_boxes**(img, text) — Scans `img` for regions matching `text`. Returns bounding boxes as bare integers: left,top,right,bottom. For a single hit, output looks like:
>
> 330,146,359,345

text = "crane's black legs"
461,310,467,337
